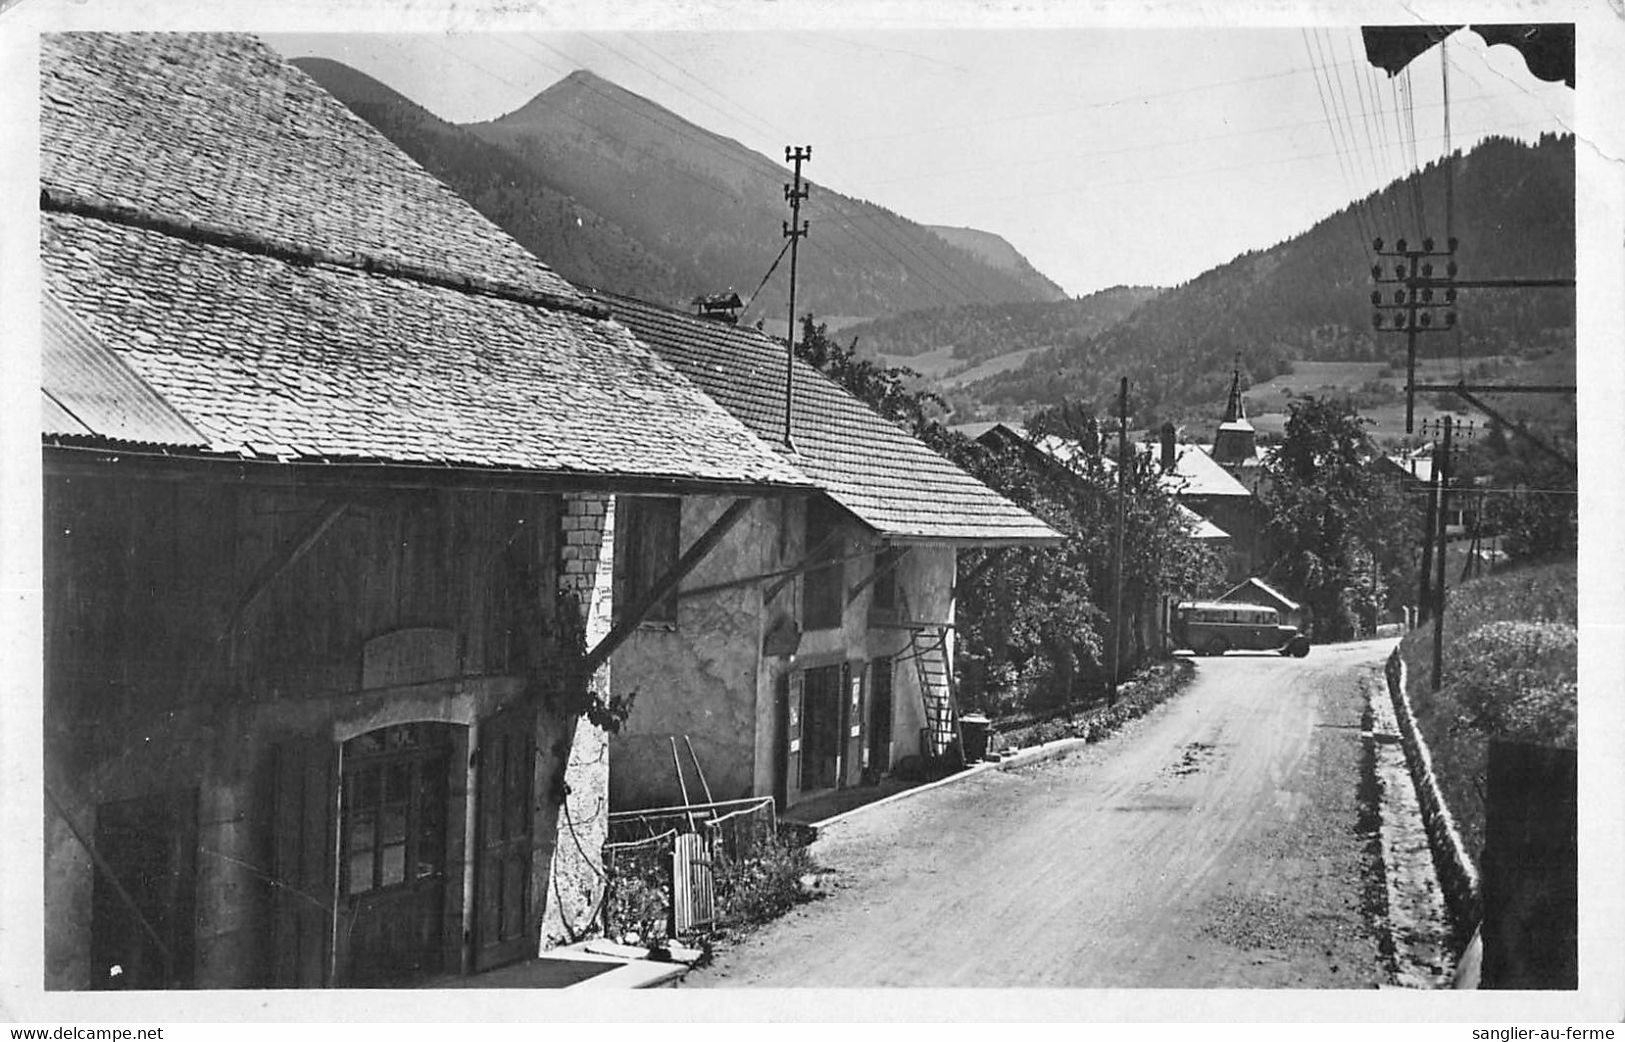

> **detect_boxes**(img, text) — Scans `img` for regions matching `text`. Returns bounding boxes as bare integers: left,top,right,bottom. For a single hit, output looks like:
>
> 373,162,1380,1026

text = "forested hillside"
965,134,1574,421
842,286,1160,365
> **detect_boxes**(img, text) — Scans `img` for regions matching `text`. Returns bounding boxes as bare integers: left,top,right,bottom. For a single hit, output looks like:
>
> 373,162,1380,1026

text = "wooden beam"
231,501,351,626
676,547,876,601
183,499,350,703
846,546,910,605
761,529,844,603
42,444,808,499
1412,383,1576,395
583,497,754,673
1449,386,1578,474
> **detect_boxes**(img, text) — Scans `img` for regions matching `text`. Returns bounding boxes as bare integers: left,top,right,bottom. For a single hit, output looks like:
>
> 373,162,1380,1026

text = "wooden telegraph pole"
1111,376,1128,705
782,146,811,450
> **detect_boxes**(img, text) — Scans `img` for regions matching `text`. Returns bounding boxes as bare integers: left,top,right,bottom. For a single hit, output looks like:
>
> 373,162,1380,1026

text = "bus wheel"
1205,637,1229,657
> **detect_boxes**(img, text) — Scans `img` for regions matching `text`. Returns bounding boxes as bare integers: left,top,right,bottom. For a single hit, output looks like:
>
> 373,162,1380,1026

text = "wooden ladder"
902,595,960,762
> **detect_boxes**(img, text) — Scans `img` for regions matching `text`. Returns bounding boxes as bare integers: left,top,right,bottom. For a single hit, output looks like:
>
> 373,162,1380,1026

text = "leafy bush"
1398,558,1577,865
711,834,821,936
1447,620,1577,746
991,658,1194,751
604,867,670,948
603,829,822,949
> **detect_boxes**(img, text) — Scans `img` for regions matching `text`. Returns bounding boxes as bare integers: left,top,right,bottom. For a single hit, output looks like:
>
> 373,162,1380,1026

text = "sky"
263,19,1574,298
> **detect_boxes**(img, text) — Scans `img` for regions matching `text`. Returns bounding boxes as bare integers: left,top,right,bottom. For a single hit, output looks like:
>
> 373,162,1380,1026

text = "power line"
619,34,787,143
736,237,793,323
440,36,981,310
1304,29,1374,258
822,58,1356,148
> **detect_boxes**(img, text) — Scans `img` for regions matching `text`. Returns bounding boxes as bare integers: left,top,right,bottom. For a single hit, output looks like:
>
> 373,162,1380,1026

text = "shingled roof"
1148,442,1253,499
39,33,807,491
590,292,1060,545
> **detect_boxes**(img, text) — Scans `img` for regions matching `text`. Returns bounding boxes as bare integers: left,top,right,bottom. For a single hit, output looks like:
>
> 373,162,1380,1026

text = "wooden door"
337,723,453,986
474,704,536,972
272,739,337,988
867,656,894,776
799,665,841,792
843,661,865,788
89,789,198,990
783,670,803,807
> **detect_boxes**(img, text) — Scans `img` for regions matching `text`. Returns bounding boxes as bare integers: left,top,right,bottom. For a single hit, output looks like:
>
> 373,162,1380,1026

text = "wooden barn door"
336,723,454,986
473,704,536,972
271,740,338,988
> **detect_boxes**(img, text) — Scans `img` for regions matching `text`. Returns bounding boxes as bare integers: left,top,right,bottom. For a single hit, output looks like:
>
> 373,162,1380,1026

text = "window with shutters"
614,496,681,626
871,547,903,613
802,498,843,631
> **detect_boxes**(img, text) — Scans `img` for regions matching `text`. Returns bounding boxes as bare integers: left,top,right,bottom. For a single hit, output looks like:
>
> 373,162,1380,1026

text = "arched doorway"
337,722,458,986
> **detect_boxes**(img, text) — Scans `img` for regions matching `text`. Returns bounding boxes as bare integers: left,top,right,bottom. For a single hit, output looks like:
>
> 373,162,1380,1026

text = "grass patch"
1396,557,1577,867
990,657,1196,751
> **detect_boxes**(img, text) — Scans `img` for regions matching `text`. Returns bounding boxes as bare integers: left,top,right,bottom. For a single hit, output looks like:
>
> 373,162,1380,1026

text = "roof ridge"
41,186,610,321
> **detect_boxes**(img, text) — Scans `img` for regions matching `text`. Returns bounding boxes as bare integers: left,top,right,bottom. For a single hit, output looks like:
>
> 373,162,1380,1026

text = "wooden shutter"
474,703,536,972
271,738,338,988
785,670,804,806
844,661,866,788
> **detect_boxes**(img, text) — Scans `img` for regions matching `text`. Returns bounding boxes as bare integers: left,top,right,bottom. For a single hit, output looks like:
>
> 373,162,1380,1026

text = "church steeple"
1212,355,1256,466
1221,356,1247,424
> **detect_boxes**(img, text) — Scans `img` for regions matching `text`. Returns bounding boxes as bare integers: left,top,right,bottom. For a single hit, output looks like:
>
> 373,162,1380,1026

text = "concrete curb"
803,734,1095,835
559,940,705,989
1385,649,1482,934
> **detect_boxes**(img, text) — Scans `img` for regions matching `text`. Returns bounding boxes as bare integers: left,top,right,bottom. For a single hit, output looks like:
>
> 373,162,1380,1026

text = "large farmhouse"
39,33,808,990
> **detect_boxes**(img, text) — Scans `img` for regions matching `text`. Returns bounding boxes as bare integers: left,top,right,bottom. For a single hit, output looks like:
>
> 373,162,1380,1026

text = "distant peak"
493,67,640,126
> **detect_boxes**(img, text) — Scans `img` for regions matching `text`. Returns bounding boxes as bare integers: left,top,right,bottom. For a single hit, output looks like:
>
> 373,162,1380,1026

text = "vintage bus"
1170,601,1310,658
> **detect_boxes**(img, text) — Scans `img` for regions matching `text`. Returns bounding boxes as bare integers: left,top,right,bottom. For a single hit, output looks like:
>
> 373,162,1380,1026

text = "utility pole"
1370,235,1574,436
1111,376,1128,706
1431,415,1453,692
1370,236,1459,433
783,145,811,450
1417,449,1438,623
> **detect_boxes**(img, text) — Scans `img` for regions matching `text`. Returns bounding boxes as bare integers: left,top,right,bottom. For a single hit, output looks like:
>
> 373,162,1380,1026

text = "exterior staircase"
895,584,961,762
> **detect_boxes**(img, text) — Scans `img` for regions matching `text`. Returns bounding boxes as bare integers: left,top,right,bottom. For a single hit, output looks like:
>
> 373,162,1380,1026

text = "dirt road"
689,639,1396,988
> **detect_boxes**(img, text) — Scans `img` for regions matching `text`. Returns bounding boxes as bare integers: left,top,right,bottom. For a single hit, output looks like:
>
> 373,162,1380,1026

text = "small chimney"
1160,422,1177,471
690,291,743,324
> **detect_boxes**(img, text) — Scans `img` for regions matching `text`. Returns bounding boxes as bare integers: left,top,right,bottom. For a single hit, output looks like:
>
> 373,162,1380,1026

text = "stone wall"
540,492,614,948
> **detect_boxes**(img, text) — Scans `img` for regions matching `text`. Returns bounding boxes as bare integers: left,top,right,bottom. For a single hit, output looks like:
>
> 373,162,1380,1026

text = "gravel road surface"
688,639,1397,988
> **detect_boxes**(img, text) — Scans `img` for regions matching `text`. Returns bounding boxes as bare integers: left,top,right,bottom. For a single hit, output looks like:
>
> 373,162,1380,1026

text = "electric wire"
1314,29,1379,260
1302,31,1366,252
481,35,991,310
736,237,793,323
1323,30,1381,257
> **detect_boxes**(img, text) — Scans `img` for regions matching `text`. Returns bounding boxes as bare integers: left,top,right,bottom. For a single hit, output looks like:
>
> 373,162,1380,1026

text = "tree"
795,319,1222,712
1453,414,1578,564
794,316,945,439
1261,396,1419,640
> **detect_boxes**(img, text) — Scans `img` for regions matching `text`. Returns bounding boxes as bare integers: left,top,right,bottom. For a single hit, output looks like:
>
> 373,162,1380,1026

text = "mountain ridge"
297,57,1067,317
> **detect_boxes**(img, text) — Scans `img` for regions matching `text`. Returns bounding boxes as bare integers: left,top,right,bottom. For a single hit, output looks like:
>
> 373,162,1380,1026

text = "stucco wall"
877,544,956,765
606,492,966,811
609,496,774,809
